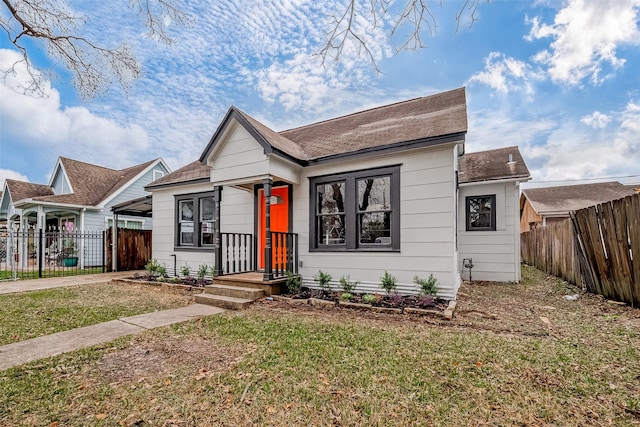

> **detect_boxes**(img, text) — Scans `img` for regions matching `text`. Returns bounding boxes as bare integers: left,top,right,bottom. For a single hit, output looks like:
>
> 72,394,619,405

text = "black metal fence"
0,228,105,281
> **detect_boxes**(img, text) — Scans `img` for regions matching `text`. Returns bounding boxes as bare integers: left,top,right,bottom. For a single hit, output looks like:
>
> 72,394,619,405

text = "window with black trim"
466,195,496,231
175,192,216,248
310,166,400,251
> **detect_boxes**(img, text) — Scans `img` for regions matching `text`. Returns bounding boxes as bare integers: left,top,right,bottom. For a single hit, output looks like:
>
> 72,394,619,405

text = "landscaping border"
272,295,457,320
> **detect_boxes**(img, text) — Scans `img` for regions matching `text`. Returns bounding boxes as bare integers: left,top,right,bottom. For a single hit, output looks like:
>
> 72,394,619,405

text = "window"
466,195,496,231
310,166,400,251
175,192,216,248
153,170,165,181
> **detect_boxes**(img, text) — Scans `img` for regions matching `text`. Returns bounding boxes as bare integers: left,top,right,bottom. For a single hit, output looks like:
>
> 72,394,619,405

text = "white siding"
51,167,71,195
294,144,461,300
458,181,521,282
150,183,253,275
210,125,270,183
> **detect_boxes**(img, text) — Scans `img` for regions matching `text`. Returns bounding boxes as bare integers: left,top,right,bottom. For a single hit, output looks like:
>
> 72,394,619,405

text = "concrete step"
194,293,255,310
205,284,265,300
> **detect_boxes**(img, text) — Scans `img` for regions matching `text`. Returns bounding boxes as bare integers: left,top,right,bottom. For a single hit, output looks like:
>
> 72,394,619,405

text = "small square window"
466,195,496,231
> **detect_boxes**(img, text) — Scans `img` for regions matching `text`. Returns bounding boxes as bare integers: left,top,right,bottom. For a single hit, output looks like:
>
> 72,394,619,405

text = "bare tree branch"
1,0,188,98
319,0,484,71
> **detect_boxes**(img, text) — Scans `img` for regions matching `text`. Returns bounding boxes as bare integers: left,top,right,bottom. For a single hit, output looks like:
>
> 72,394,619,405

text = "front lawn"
0,266,638,426
0,282,189,345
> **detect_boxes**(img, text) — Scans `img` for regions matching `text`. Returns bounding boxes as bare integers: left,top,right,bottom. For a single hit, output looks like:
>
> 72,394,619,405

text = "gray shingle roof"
146,160,211,189
200,87,468,165
522,182,636,214
279,87,468,160
8,157,159,207
458,146,530,184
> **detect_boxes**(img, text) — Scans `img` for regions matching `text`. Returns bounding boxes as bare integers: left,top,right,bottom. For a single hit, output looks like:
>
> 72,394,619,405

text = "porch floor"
212,272,288,296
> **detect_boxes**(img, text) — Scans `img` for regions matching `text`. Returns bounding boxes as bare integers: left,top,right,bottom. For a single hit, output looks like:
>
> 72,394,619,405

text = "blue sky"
1,0,639,189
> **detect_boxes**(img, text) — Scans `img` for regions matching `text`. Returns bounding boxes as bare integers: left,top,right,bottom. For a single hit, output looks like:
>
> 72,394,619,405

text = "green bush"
285,271,302,294
197,264,209,282
341,292,353,301
314,270,332,293
380,271,397,294
145,258,167,279
339,275,359,293
180,264,191,277
362,294,377,304
413,274,438,296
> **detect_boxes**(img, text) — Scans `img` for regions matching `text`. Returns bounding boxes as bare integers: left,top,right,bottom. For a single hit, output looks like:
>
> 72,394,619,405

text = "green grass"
0,267,638,426
0,282,188,345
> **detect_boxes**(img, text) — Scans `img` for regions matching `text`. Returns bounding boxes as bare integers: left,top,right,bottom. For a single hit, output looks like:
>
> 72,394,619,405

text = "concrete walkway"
0,271,143,294
0,272,224,371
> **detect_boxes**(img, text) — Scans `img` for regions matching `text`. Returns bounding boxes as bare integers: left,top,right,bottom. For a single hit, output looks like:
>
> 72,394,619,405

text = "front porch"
210,177,299,283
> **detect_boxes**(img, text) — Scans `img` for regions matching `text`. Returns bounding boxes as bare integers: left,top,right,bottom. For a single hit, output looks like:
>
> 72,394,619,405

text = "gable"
51,164,72,195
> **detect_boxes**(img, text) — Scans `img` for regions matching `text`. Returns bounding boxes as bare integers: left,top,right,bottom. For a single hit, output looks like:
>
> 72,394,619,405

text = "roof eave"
306,132,466,166
145,177,211,191
459,175,531,187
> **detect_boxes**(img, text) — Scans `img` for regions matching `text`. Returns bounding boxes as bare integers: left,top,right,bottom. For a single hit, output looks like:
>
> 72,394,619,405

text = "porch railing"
220,232,253,275
214,231,298,279
269,231,298,278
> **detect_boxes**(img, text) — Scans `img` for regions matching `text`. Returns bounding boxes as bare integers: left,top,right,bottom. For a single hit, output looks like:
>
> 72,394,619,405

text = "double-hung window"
310,165,400,251
175,192,216,248
465,195,496,231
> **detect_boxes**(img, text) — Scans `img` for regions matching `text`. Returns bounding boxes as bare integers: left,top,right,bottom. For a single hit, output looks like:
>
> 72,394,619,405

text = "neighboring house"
0,156,170,232
146,88,531,300
520,181,637,232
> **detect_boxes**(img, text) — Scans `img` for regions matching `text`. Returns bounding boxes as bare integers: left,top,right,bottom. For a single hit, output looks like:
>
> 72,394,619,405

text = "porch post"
112,213,118,272
213,185,223,276
263,177,273,281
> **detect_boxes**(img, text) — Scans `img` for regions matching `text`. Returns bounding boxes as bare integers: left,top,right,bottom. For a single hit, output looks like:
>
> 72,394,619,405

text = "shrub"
180,264,191,277
413,274,438,296
419,295,435,308
380,271,397,294
285,271,302,294
389,292,404,306
145,258,167,279
341,292,353,301
339,275,359,293
197,264,209,283
314,270,332,293
362,294,377,304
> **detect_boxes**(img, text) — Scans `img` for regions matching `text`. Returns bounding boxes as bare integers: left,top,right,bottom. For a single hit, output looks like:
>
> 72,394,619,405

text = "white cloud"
467,52,541,96
526,0,640,85
0,169,29,189
581,111,611,129
524,100,640,182
0,49,149,169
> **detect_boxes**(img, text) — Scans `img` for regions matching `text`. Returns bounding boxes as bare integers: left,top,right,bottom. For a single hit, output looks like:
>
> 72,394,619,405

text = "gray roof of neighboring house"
458,146,530,184
522,181,636,214
9,157,159,207
200,87,468,164
146,161,211,189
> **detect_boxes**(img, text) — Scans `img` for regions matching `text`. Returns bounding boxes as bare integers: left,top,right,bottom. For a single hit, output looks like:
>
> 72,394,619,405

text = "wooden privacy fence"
521,193,639,306
106,228,152,271
520,219,581,285
571,193,639,306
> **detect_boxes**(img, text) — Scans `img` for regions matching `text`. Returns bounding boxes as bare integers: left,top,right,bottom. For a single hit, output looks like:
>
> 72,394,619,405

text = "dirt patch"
93,332,255,385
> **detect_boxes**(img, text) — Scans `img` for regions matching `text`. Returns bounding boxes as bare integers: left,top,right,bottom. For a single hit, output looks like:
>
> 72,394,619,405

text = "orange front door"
258,186,289,269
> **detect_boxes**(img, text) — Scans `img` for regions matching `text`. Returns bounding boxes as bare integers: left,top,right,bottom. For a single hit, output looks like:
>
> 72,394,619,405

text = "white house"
146,88,530,300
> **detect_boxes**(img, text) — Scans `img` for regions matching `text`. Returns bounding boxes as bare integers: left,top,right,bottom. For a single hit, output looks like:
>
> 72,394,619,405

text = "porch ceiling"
111,195,153,218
